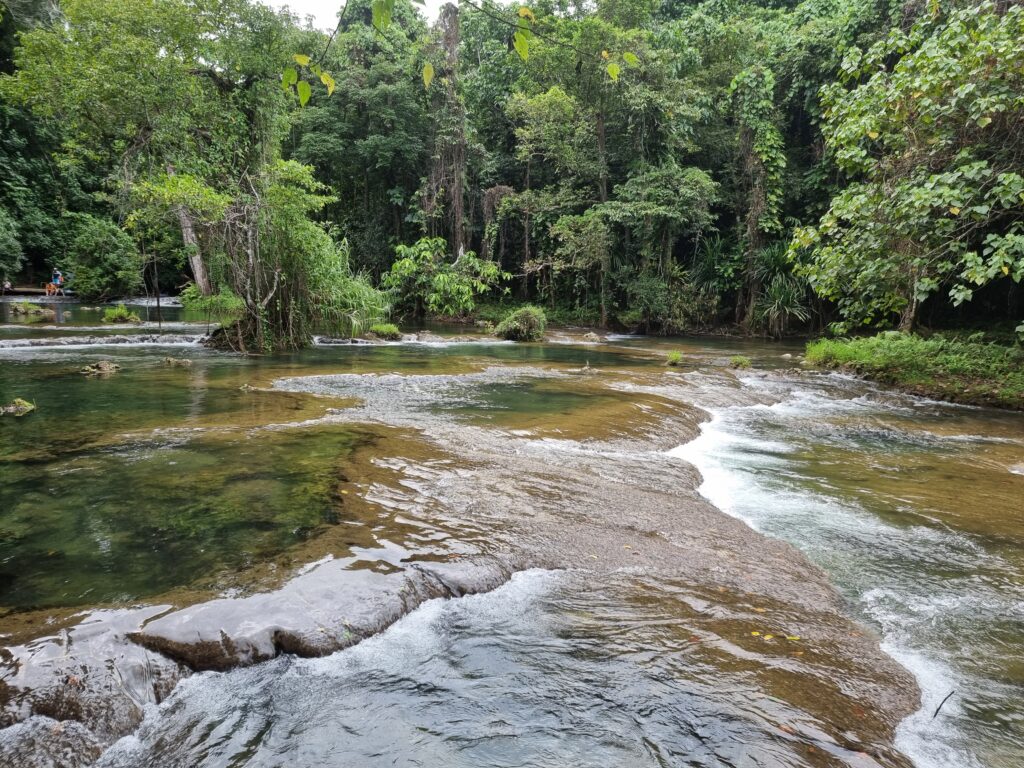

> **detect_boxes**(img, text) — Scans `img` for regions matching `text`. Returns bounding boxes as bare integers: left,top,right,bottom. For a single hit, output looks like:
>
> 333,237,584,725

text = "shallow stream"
1,299,1021,768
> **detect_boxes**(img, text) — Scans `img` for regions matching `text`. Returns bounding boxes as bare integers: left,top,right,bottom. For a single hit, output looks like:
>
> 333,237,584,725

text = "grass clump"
730,355,752,369
495,305,547,341
369,322,401,340
666,350,683,366
806,333,1024,409
102,304,142,324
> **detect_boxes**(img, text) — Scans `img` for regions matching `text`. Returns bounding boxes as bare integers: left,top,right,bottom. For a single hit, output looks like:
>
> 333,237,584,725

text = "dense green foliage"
495,305,547,341
807,333,1024,408
793,4,1024,333
381,237,507,318
0,0,1019,345
180,284,246,320
0,205,22,280
63,213,144,300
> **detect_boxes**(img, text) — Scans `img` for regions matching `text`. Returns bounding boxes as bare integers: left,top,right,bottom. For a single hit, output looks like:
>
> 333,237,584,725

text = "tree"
0,205,22,280
62,213,143,300
381,236,506,318
5,0,387,349
730,65,786,327
792,4,1024,332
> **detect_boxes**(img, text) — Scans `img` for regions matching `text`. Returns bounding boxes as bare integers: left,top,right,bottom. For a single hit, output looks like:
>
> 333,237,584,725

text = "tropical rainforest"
0,0,1021,350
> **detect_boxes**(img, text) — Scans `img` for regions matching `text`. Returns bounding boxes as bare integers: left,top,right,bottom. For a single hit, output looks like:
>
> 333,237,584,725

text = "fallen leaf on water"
751,631,761,636
786,635,800,641
763,634,775,640
753,607,767,613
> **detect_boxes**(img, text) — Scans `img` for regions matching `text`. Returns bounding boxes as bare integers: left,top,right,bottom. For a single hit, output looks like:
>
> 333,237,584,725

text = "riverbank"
806,333,1024,410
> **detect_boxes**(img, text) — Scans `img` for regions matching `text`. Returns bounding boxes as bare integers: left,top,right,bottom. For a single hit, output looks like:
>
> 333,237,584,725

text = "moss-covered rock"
1,398,35,417
495,306,546,342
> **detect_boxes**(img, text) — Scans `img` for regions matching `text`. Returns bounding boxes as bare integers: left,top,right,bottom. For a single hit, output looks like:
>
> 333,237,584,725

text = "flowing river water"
0,298,1021,768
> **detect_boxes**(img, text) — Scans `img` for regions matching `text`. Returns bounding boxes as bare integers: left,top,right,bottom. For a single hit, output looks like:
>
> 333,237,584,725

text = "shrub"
369,322,401,340
180,284,244,319
666,350,682,366
63,213,143,300
495,305,546,341
103,304,142,324
730,355,752,369
381,237,508,319
751,274,810,337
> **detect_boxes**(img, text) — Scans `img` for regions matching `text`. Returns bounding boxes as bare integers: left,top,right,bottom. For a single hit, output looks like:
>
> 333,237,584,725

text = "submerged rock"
0,334,203,349
79,361,120,376
582,331,603,342
0,716,102,768
9,303,55,320
0,606,185,764
313,336,374,346
0,398,34,417
131,556,519,671
162,357,192,368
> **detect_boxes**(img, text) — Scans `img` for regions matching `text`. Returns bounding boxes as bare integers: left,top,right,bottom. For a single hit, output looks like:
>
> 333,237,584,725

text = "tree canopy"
0,0,1019,341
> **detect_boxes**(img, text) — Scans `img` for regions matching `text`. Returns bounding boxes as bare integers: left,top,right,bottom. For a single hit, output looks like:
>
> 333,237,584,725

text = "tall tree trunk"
176,205,212,296
596,111,608,203
167,165,212,295
898,298,917,332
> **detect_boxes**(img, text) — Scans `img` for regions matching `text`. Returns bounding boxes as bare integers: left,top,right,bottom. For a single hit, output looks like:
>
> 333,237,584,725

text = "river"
1,298,1021,768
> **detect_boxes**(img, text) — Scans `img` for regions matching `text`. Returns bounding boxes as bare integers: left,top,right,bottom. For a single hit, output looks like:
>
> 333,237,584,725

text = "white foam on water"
97,569,563,767
667,374,1018,768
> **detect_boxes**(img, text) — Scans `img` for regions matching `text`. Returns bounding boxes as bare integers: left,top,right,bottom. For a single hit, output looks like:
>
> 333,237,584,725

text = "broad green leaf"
512,29,528,61
607,62,620,81
297,79,311,107
282,67,298,88
293,54,310,67
422,61,434,89
623,52,639,66
977,115,992,127
320,71,336,96
371,0,392,31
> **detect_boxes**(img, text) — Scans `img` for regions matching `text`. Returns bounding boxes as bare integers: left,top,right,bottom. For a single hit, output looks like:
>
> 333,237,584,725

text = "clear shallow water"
670,373,1024,768
1,325,1022,768
98,570,886,768
0,329,658,613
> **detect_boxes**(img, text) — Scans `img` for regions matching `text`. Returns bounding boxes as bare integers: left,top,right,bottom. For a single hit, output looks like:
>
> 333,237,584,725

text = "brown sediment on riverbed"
0,348,920,768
